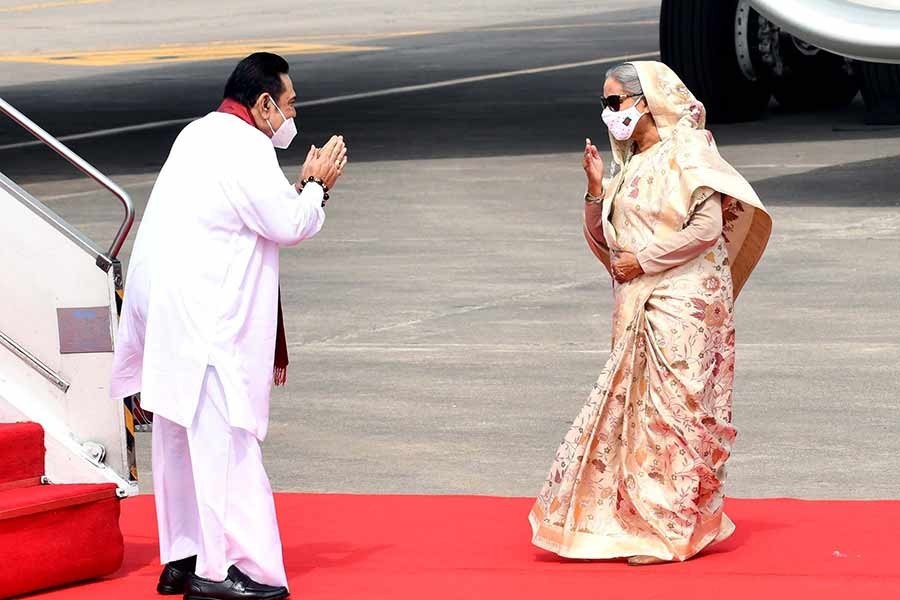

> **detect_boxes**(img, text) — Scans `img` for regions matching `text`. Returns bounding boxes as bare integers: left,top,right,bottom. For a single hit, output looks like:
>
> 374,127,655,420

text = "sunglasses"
601,93,641,112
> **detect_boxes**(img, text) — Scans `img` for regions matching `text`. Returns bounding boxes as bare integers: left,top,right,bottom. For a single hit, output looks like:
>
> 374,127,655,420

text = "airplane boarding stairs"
0,97,140,597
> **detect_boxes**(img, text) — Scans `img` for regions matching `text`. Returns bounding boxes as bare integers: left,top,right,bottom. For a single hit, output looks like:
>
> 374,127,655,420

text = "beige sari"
529,62,772,561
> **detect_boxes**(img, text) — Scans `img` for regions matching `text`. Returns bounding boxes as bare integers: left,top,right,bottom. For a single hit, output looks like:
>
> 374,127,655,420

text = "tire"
771,38,859,111
859,62,900,125
660,0,771,123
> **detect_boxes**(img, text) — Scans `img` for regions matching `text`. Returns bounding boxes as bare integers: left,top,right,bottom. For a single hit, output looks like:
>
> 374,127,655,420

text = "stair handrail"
0,97,135,265
0,329,70,393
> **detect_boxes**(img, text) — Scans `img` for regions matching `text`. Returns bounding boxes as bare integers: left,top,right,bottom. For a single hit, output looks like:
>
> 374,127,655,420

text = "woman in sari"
529,61,772,565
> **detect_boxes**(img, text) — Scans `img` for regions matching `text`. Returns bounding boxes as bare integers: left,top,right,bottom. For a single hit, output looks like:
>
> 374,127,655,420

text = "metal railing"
0,329,70,393
0,97,135,265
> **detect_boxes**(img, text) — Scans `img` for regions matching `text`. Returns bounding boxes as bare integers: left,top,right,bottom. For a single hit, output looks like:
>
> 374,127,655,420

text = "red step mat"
0,422,44,486
0,484,121,598
20,494,900,599
0,483,118,520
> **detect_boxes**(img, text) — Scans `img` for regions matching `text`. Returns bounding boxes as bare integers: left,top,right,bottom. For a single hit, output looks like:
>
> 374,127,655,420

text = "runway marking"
474,20,659,33
38,177,157,201
0,0,108,13
0,41,385,67
0,50,659,151
297,50,660,107
248,31,437,43
734,163,829,169
264,23,656,42
0,21,654,66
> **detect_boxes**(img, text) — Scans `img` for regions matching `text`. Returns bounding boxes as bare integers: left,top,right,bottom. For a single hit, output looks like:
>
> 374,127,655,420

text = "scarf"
591,61,772,299
217,98,289,386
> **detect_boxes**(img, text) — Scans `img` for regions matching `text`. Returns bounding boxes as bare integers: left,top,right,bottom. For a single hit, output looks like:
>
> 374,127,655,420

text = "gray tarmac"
1,1,898,499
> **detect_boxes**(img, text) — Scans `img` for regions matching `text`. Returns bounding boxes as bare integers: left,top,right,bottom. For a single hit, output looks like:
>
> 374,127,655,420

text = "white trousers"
151,366,287,587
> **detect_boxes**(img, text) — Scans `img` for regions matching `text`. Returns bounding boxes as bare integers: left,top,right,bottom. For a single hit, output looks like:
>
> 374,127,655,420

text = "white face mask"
601,95,646,141
265,99,297,149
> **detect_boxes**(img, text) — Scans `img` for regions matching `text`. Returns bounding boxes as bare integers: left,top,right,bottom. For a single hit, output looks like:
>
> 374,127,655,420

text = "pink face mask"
601,95,646,141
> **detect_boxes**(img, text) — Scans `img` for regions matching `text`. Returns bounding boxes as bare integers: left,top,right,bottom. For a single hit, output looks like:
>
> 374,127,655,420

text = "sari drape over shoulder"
529,61,772,561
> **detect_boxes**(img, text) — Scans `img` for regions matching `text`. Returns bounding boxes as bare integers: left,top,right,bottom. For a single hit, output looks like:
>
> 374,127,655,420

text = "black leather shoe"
185,566,289,600
157,555,196,595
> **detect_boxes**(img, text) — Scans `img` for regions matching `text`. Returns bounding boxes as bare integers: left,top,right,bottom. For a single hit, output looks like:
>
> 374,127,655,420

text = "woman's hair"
605,63,643,96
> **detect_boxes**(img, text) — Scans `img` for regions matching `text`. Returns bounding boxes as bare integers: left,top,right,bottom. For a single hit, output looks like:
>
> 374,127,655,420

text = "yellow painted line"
0,41,386,66
473,20,659,33
0,0,108,13
166,23,647,46
284,22,655,41
272,30,437,43
0,21,654,67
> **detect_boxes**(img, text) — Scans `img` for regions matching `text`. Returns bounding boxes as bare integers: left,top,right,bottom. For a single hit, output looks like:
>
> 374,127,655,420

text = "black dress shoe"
157,555,197,595
185,566,289,600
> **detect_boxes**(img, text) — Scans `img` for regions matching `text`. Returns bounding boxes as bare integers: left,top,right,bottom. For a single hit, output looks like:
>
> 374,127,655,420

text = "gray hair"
605,63,643,96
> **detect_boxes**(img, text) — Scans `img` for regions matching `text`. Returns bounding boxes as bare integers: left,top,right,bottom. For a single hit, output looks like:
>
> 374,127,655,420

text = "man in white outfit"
110,53,347,600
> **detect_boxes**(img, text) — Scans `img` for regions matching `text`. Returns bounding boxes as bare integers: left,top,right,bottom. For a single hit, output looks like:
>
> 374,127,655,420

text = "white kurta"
111,111,325,441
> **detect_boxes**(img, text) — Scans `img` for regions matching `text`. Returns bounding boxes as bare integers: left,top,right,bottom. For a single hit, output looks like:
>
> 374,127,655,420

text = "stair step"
0,483,123,597
0,482,118,521
0,422,45,486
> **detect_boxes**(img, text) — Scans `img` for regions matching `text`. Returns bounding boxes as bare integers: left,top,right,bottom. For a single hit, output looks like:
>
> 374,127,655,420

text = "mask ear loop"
268,97,289,133
633,94,647,115
261,94,278,135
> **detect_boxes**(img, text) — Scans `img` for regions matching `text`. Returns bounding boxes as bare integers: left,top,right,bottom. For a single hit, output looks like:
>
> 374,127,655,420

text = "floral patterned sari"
529,62,772,561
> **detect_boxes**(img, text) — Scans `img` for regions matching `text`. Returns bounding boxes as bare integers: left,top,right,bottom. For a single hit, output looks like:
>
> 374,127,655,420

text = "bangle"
584,190,603,204
299,176,330,207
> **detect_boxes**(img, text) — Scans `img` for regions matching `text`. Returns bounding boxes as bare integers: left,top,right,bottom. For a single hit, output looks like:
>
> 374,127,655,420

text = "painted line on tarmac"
734,163,829,169
0,0,107,13
0,41,386,67
474,20,658,33
39,177,157,201
0,23,649,67
0,50,659,151
296,50,660,107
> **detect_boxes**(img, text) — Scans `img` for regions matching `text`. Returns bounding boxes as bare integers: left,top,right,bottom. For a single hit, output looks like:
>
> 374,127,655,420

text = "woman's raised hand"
583,137,605,197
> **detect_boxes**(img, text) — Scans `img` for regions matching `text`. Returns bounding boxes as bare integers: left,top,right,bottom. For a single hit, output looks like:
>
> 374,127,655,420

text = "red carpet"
20,494,900,600
0,422,44,487
0,423,123,599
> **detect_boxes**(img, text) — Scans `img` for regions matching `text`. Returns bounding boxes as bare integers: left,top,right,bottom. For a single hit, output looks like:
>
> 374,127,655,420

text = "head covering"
599,61,772,299
217,98,290,386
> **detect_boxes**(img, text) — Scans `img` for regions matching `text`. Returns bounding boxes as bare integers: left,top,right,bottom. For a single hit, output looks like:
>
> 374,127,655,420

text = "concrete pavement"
1,2,898,499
